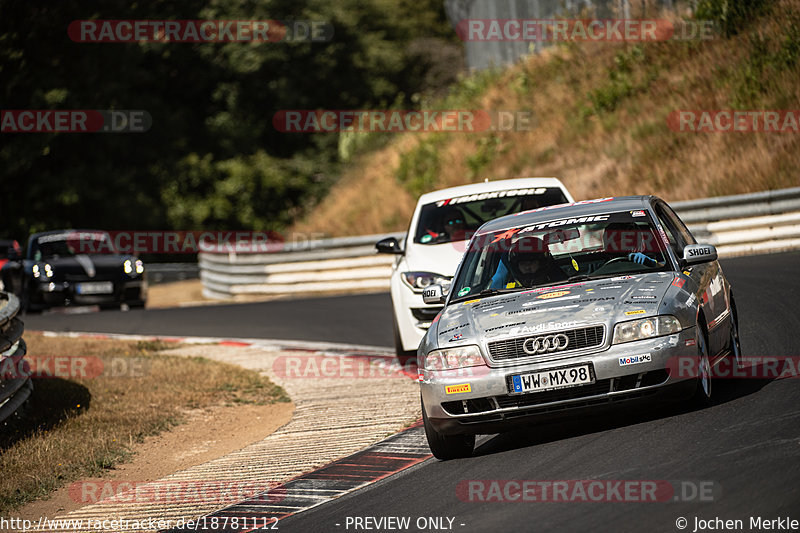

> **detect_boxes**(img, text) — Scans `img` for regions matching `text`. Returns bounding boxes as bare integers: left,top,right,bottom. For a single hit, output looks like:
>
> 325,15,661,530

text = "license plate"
509,364,594,394
76,282,114,295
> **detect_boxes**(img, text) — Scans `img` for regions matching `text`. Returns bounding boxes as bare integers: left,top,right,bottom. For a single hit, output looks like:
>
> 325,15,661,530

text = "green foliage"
466,135,504,179
586,46,648,115
0,0,461,239
729,10,800,107
395,134,446,198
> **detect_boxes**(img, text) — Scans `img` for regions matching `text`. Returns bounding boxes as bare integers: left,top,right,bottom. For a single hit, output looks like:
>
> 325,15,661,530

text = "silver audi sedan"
418,196,742,459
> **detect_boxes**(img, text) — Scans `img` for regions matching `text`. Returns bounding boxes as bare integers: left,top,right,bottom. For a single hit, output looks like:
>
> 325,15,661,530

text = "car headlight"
424,345,485,370
401,272,450,292
124,259,133,274
34,264,53,278
135,259,144,274
612,315,682,344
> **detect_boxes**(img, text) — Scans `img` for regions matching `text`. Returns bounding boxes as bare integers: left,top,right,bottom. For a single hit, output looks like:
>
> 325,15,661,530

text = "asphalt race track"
25,292,396,347
26,251,800,532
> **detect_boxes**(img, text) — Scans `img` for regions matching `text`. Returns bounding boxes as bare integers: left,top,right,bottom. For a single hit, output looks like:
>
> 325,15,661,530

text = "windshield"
31,231,114,260
450,209,672,302
413,187,569,245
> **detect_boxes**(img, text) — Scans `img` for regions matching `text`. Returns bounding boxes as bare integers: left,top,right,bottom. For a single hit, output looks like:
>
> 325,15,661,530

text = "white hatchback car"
376,178,574,361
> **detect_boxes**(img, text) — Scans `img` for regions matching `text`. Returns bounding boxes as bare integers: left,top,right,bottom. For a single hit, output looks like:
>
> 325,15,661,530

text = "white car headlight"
135,259,144,274
34,264,54,278
123,259,133,274
612,315,681,344
424,345,485,370
401,272,450,292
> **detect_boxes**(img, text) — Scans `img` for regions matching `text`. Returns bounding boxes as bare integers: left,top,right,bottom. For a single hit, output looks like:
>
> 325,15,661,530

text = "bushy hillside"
293,0,799,237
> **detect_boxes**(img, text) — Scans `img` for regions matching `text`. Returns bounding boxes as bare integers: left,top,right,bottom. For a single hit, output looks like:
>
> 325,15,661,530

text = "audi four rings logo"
522,334,570,354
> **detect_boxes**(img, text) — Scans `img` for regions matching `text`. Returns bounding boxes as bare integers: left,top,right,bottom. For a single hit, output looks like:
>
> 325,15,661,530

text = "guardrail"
146,263,200,284
0,292,32,423
199,187,800,299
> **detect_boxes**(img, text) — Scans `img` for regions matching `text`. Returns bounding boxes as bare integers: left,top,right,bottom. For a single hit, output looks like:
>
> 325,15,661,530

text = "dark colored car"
24,230,147,310
0,240,24,300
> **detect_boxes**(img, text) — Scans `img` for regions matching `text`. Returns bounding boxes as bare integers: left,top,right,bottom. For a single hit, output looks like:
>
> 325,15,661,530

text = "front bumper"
420,327,698,435
31,278,146,307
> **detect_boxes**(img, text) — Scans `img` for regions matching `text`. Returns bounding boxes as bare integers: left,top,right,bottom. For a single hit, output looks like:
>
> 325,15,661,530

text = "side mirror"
682,244,718,265
375,237,403,255
422,284,445,305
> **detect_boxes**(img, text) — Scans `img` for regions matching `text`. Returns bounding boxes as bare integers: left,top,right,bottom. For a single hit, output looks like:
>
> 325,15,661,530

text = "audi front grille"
488,325,605,361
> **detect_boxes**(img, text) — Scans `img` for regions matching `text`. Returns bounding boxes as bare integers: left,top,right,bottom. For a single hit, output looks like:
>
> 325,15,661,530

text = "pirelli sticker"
445,383,472,395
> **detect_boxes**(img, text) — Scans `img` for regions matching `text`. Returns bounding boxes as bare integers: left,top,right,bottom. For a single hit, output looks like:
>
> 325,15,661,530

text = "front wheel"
728,305,743,370
422,398,474,460
393,312,417,366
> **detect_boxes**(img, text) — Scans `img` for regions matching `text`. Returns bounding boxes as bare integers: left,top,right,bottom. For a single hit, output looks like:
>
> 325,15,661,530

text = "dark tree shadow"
0,378,91,450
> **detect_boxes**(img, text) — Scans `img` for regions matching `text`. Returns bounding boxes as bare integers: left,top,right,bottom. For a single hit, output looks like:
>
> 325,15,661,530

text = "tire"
422,398,475,460
393,312,417,366
691,324,713,407
728,303,743,370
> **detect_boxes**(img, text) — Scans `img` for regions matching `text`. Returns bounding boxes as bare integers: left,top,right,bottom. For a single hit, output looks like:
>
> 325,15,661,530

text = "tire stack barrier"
0,292,31,423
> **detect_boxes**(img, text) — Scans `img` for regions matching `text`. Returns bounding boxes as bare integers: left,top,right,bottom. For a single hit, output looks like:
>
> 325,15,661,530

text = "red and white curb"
163,423,431,533
34,329,427,532
35,330,419,380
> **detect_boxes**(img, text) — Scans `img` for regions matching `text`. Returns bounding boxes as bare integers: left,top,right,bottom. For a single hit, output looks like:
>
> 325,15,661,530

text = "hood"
434,272,675,345
404,240,469,277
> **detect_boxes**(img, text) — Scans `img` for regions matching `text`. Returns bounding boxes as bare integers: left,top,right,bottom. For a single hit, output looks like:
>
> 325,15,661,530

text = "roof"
415,177,571,204
477,195,657,234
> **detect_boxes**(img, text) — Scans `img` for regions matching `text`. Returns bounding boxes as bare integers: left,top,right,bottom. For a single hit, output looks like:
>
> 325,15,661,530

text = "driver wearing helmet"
492,236,567,289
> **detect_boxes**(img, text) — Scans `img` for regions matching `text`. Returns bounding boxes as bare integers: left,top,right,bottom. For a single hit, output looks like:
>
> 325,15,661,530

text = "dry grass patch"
0,333,288,514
